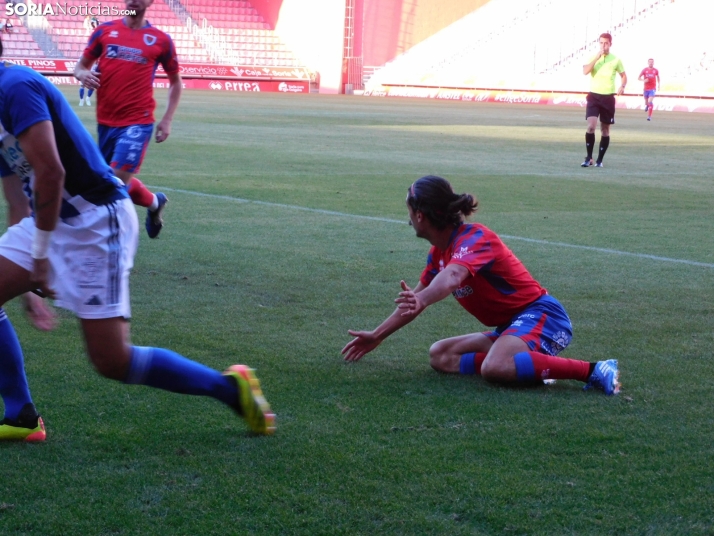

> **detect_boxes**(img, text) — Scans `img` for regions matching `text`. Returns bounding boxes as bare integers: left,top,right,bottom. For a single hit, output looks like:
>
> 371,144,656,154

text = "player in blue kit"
0,47,274,440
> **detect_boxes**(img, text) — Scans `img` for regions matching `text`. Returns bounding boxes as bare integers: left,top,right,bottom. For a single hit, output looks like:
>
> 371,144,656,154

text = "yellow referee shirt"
589,53,625,95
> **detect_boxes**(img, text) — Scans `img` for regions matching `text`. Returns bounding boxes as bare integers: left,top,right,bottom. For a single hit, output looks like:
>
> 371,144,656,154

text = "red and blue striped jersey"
82,19,179,127
420,223,547,327
639,67,659,90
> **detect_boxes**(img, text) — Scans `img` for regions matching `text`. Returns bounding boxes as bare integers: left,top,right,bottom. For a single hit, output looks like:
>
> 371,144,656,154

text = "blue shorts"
482,295,572,356
97,124,153,174
644,89,656,99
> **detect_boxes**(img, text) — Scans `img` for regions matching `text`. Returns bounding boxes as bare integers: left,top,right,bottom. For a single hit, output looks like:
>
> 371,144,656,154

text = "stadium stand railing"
0,15,45,57
174,0,304,67
1,0,307,70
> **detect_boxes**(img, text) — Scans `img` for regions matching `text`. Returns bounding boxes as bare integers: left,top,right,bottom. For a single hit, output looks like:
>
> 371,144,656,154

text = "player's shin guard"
514,351,591,382
88,88,94,97
127,177,157,209
585,132,595,159
598,136,610,162
459,352,487,375
0,309,34,420
79,87,85,99
125,346,238,409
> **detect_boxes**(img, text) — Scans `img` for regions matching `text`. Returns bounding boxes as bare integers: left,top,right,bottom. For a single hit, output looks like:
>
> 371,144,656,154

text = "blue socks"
0,309,34,421
459,352,476,374
513,352,536,382
125,346,237,408
79,87,85,98
88,88,94,97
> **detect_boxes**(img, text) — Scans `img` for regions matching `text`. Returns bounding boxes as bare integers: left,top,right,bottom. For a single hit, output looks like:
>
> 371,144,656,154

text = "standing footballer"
581,33,627,168
74,0,181,239
638,58,660,121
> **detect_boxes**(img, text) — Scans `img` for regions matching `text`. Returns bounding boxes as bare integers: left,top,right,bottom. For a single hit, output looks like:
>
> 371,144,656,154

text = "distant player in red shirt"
74,0,182,238
638,58,660,121
342,175,620,395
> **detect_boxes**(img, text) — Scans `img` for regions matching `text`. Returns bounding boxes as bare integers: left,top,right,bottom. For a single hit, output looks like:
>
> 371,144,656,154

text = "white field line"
155,187,714,269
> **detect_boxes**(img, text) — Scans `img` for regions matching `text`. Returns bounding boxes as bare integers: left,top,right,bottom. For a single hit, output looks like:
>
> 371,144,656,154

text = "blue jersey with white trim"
0,125,33,204
0,63,127,220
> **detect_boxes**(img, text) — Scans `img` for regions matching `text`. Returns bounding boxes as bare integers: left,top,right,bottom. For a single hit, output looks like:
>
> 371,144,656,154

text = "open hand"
342,330,381,362
395,280,426,317
155,118,171,143
22,291,57,331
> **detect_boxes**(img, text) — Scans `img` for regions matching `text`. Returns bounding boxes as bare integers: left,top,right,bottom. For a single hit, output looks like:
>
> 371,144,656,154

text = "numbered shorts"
482,294,573,356
98,124,153,174
585,92,616,124
0,198,138,319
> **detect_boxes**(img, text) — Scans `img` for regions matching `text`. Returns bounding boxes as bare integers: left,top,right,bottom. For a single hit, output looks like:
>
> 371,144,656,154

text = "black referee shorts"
585,92,616,124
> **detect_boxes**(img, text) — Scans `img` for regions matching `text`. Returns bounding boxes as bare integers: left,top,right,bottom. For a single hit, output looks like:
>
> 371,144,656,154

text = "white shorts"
0,198,138,319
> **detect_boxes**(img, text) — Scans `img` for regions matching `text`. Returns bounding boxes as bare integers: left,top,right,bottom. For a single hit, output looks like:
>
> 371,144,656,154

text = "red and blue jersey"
82,19,179,127
639,67,659,90
420,223,547,327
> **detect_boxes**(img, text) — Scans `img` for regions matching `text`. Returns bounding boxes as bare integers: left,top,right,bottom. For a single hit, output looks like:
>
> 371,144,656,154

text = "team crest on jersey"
542,331,571,355
110,30,118,37
144,34,157,46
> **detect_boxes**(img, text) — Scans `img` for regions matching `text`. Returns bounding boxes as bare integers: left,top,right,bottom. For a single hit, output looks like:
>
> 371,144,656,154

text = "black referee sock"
598,136,610,162
585,132,595,159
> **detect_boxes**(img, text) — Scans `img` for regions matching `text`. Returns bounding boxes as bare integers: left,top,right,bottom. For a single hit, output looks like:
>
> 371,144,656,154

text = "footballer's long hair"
407,175,478,230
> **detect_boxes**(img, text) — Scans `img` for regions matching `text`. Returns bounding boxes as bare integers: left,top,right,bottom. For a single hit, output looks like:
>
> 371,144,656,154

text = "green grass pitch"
1,87,713,534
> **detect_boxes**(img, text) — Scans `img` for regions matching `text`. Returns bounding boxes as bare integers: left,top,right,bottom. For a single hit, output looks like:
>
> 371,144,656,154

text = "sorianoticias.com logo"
5,3,136,16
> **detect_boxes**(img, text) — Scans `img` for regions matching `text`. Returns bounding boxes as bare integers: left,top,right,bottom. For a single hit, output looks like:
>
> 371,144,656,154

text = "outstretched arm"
396,263,469,317
342,264,469,362
342,280,425,362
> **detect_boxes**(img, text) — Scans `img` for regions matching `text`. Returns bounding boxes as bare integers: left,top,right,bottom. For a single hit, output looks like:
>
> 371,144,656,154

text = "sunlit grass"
0,88,712,534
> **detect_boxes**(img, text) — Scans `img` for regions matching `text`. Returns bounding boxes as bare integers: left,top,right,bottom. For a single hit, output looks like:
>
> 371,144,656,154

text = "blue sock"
125,346,237,408
513,352,536,382
87,89,94,97
459,352,476,374
79,87,85,98
0,309,33,420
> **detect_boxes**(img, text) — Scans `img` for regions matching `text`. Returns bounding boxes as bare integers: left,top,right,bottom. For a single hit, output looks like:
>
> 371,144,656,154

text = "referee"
581,32,627,168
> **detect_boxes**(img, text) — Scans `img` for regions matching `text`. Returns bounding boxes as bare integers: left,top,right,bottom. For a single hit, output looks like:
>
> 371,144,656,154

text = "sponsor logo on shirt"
106,44,147,65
